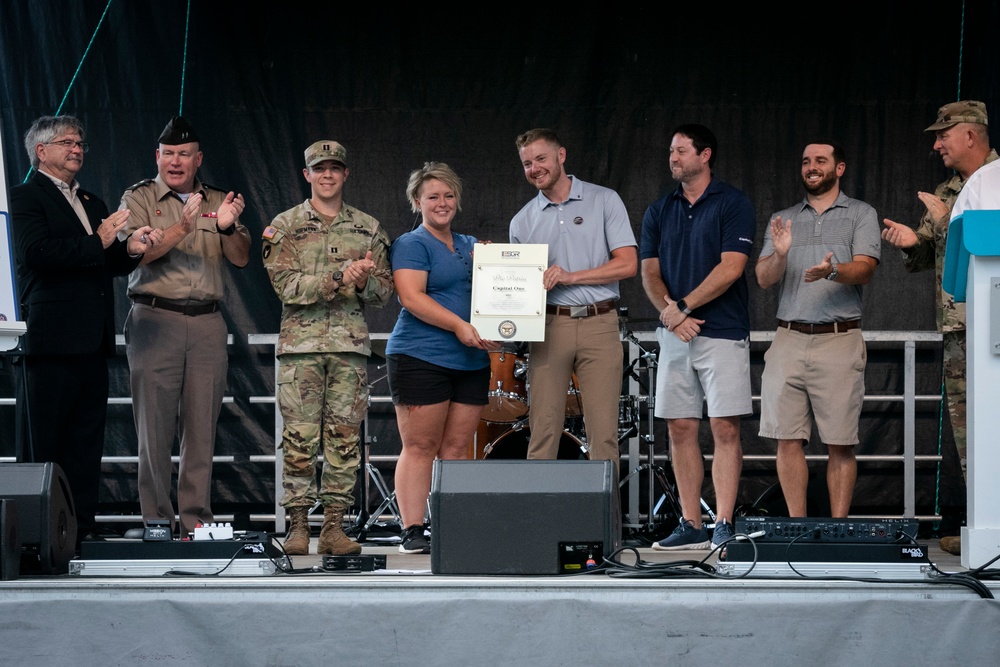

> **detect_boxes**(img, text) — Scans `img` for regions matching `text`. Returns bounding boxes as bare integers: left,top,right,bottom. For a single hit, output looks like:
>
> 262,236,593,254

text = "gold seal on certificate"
470,243,547,341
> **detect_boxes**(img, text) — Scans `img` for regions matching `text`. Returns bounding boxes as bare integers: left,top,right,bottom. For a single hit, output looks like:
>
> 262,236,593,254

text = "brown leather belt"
131,294,220,316
546,299,617,317
778,319,860,335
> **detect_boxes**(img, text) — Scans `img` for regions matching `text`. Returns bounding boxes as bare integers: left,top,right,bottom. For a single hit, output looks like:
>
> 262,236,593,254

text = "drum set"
469,347,627,461
468,317,648,469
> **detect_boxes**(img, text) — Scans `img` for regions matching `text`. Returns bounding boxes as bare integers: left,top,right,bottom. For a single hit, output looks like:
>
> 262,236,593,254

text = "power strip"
321,555,387,572
193,523,234,541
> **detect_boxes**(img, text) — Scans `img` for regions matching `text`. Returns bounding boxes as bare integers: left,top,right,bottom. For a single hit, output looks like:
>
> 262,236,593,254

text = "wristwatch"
675,298,692,315
332,270,344,286
825,264,839,281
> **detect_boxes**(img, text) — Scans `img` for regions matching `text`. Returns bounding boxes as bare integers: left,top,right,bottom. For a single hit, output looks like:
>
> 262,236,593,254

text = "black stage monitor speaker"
430,460,620,575
1,498,21,580
0,463,77,574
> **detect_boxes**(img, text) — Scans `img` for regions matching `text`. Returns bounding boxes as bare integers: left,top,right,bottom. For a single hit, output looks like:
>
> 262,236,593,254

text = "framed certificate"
470,243,547,341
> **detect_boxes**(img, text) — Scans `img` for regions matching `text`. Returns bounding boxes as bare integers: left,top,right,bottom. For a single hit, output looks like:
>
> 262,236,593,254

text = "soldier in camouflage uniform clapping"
262,140,393,555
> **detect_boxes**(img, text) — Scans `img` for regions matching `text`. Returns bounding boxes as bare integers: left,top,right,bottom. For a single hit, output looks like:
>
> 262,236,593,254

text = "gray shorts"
654,328,752,419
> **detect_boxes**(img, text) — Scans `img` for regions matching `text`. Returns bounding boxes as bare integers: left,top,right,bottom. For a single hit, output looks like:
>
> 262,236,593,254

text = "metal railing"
0,330,945,527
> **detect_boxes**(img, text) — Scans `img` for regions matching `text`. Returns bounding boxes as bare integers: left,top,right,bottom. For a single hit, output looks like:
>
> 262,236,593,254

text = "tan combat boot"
317,506,362,555
940,535,961,555
283,507,311,555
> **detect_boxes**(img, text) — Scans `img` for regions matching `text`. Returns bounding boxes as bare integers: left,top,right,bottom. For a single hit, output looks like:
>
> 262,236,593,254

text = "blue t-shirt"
386,225,489,370
640,177,756,340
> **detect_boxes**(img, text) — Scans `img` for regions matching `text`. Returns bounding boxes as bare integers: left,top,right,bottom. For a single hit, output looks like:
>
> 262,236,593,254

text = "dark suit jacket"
10,171,140,357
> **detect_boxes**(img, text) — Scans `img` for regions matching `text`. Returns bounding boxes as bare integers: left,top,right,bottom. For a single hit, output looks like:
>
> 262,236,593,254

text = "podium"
943,209,1000,568
0,322,26,352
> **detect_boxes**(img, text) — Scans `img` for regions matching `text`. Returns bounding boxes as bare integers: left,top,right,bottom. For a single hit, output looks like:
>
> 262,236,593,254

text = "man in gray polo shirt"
509,128,637,463
755,141,881,517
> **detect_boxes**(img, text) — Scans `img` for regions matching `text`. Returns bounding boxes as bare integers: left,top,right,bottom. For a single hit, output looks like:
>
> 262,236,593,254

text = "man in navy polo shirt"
640,124,756,549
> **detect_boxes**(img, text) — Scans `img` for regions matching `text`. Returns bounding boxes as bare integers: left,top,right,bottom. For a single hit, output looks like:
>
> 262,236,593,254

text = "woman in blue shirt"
387,162,499,553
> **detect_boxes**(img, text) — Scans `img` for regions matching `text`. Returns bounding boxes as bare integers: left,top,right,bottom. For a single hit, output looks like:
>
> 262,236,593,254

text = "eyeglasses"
44,139,90,153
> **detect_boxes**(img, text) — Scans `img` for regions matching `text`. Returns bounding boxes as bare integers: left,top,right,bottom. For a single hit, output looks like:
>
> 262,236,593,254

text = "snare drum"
481,350,528,423
483,427,589,460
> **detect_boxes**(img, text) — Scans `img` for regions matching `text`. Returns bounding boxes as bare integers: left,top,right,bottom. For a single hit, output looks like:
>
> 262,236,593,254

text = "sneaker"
652,519,711,550
399,524,430,554
712,519,735,548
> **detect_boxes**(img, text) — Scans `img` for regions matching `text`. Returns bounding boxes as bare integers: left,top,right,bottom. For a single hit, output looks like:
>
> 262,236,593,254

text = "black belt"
131,295,220,316
546,299,617,317
778,319,860,335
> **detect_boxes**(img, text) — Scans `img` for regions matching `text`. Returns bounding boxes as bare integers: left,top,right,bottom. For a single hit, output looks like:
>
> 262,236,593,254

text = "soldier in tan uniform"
882,101,996,555
120,116,250,536
262,140,393,555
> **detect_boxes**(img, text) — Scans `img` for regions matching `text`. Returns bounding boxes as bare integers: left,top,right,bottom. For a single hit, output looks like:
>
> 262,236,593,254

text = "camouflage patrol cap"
305,140,348,168
157,116,200,145
925,100,989,131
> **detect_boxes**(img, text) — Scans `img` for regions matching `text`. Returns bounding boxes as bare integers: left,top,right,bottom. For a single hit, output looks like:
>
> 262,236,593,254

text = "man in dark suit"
10,115,161,540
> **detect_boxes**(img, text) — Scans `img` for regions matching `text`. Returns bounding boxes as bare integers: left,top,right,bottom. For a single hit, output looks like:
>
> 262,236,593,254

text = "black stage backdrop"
2,1,997,522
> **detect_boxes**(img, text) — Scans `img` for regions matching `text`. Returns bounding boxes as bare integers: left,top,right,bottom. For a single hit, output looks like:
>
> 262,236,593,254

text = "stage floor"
2,540,997,665
277,538,971,572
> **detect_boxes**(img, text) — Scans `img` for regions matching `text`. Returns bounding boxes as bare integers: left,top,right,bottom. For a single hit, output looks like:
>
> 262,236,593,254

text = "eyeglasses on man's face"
44,139,90,153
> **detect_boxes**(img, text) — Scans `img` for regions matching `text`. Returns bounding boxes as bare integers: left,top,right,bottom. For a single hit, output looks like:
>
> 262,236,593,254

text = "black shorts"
387,354,490,406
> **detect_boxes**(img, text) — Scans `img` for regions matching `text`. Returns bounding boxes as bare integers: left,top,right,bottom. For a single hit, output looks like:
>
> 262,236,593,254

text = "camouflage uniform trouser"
943,330,967,478
277,353,368,509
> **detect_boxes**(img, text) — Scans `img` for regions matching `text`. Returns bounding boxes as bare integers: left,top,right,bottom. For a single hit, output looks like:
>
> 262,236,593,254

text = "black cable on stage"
966,550,1000,579
266,534,347,575
162,544,248,577
161,533,298,577
779,530,995,599
600,532,760,580
783,529,821,579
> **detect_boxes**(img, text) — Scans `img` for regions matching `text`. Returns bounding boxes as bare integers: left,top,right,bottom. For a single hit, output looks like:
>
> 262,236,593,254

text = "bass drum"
483,427,589,460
